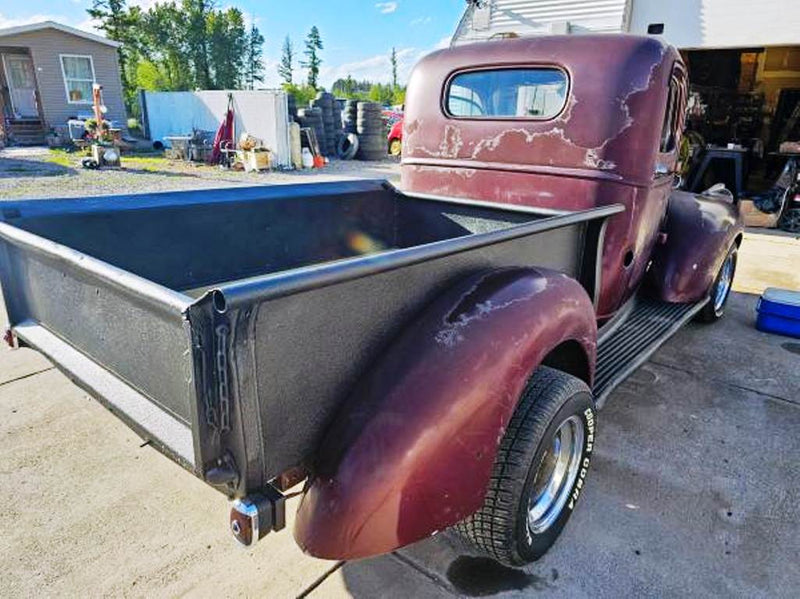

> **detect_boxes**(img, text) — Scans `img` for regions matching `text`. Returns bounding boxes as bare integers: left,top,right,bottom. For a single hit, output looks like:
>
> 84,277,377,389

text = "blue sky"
0,1,466,87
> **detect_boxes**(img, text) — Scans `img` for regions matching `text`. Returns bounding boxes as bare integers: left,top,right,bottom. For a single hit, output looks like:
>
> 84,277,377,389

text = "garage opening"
680,45,800,232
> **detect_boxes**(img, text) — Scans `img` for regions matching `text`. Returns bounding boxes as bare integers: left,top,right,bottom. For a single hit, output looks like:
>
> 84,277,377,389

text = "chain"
215,324,231,432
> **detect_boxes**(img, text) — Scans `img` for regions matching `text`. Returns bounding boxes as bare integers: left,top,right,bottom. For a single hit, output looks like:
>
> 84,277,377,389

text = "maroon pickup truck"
0,35,741,568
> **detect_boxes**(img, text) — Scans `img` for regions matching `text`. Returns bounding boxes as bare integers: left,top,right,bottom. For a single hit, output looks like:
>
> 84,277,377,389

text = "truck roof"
403,34,682,187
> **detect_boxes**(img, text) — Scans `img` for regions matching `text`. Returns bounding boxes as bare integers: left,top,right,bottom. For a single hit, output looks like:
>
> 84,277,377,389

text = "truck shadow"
0,157,75,178
338,531,559,597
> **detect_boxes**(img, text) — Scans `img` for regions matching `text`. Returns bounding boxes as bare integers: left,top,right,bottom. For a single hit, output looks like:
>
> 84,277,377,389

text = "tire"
456,366,596,566
779,208,800,233
697,245,737,323
336,132,359,160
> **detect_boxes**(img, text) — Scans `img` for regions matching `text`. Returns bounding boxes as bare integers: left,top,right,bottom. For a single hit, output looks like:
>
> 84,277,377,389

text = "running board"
593,297,707,408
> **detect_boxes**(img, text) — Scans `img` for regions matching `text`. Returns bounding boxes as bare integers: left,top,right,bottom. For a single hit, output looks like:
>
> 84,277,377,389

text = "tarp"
141,90,291,167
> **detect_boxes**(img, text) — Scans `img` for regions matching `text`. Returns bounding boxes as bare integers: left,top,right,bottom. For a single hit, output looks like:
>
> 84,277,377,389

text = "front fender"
294,268,596,560
647,190,744,303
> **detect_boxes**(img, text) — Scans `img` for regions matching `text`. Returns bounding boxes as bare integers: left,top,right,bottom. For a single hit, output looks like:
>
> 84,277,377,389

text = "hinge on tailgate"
215,324,231,433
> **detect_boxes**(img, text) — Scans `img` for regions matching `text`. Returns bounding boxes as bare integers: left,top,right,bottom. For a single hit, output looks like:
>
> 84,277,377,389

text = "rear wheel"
779,208,800,233
456,367,595,566
697,245,737,323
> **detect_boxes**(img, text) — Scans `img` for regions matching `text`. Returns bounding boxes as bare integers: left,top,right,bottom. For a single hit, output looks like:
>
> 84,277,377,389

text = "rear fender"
294,268,596,560
647,190,744,303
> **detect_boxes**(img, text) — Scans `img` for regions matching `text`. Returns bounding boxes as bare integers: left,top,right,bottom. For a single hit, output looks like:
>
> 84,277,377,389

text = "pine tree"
390,47,398,90
245,25,265,90
278,36,294,85
301,26,323,89
87,0,139,107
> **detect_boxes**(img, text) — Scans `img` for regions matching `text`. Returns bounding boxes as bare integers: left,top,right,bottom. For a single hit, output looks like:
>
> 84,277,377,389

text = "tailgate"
0,221,200,470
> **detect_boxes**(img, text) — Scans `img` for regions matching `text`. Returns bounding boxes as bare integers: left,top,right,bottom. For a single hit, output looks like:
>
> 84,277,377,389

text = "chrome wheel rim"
527,415,585,534
714,254,734,313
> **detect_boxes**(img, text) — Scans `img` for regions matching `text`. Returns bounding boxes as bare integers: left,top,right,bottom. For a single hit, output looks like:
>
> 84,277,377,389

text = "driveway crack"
0,366,56,388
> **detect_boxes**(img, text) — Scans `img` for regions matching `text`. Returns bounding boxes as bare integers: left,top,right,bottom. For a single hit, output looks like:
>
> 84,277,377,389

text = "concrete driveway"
1,231,799,597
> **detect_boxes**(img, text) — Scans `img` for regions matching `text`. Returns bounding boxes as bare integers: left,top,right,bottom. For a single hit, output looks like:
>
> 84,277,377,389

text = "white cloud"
128,0,166,9
318,40,450,89
375,2,398,14
434,36,451,50
0,12,101,35
410,16,432,26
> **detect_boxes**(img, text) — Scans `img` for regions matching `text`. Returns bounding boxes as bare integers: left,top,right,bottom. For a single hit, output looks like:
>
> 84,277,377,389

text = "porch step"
6,119,46,146
593,297,707,408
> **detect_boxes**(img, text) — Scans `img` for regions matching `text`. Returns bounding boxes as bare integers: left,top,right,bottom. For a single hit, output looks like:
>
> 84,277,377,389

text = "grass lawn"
45,148,173,170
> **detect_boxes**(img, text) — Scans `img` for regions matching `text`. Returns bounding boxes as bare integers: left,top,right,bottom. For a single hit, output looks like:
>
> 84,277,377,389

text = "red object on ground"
387,119,403,155
4,328,17,348
210,94,235,165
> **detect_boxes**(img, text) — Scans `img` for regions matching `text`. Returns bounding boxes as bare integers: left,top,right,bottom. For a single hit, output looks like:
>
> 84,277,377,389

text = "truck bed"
0,180,620,496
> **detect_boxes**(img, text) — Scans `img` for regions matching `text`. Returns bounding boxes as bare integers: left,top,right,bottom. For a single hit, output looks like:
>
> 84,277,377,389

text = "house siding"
0,28,125,131
628,0,800,49
453,0,630,45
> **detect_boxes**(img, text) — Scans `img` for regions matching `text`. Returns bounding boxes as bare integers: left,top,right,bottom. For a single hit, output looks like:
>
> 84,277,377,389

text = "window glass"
8,59,34,88
446,68,568,119
659,83,678,152
659,71,685,154
61,56,94,103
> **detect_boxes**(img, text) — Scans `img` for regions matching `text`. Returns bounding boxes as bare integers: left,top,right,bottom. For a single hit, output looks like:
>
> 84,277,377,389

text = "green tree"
134,59,169,90
87,0,141,109
137,2,194,91
282,83,317,106
301,26,323,88
368,83,394,105
183,0,213,89
278,36,294,85
244,25,265,90
393,86,406,106
390,47,398,90
208,7,246,89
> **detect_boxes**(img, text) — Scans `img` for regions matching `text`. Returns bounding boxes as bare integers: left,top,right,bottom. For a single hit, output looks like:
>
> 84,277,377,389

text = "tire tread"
455,366,590,565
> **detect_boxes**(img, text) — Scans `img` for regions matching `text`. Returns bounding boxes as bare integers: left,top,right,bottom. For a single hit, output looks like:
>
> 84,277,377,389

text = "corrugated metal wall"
453,0,800,49
142,90,291,167
629,0,800,49
453,0,629,45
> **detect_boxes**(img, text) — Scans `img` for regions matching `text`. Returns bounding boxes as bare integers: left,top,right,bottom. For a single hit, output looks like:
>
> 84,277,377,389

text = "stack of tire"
356,102,385,161
287,94,298,122
296,107,326,156
311,92,338,157
342,100,359,134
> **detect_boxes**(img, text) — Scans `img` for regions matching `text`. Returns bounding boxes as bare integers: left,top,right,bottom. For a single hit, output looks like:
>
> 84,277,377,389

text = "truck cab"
401,34,740,321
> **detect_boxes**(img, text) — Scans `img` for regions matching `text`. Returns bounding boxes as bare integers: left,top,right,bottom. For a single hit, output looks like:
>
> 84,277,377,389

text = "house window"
60,55,95,104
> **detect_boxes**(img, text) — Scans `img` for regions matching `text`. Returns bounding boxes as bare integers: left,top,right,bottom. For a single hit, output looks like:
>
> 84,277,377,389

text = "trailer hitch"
229,485,286,548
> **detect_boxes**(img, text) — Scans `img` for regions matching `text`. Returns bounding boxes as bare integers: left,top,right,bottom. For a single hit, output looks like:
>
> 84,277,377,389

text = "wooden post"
92,83,104,140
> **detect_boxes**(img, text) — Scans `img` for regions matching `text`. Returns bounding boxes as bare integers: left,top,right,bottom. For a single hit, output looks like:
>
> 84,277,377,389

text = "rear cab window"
446,68,569,119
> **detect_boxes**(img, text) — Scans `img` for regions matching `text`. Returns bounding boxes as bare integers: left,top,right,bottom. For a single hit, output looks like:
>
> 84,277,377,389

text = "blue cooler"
756,288,800,339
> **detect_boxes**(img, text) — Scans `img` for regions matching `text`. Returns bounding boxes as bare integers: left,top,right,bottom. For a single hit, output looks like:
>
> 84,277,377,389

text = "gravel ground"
0,147,401,200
